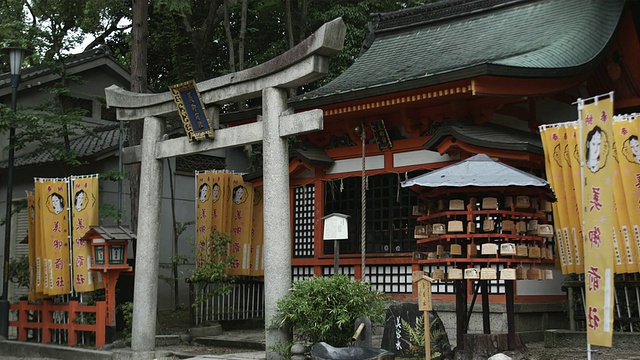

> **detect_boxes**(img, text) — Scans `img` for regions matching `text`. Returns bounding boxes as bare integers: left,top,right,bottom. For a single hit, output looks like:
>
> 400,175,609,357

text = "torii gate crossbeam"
105,18,346,359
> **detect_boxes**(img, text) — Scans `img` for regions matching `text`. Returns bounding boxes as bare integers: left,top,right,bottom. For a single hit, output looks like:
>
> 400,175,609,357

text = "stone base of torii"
105,18,346,360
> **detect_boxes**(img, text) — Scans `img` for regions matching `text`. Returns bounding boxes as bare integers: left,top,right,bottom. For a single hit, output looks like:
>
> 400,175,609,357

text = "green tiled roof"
296,0,625,104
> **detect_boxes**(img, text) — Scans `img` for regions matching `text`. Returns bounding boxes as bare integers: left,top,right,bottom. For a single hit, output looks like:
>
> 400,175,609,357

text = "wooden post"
413,271,435,360
505,279,516,349
67,300,78,346
456,279,468,350
481,280,490,334
95,301,107,348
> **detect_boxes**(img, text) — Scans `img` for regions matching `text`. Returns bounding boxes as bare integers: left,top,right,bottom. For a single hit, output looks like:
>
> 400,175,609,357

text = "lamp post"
1,46,30,339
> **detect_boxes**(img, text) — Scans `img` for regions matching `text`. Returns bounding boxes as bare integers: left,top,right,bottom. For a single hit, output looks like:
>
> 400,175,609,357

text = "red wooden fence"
8,299,107,348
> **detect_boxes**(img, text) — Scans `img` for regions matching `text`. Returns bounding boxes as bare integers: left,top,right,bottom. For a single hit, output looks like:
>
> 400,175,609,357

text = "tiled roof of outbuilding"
0,124,124,169
0,45,132,169
295,0,625,105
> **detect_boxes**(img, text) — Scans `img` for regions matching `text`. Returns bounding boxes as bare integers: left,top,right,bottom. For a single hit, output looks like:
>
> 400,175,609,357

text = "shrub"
270,275,390,347
401,315,444,359
118,301,134,338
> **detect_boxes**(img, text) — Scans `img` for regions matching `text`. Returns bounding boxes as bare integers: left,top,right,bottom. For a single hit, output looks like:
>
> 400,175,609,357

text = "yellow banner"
228,174,253,276
540,125,573,273
71,175,101,292
210,172,232,235
251,187,264,277
611,141,636,273
38,178,71,296
564,123,585,272
580,95,615,347
195,172,214,268
613,115,640,271
557,125,583,273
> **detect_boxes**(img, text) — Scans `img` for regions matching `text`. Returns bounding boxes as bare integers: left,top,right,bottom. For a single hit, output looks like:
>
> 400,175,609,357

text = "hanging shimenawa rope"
360,120,367,281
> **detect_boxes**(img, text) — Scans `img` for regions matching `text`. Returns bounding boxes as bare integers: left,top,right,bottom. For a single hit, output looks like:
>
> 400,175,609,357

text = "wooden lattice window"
292,266,314,282
323,174,419,255
293,185,315,258
367,265,412,293
322,266,355,279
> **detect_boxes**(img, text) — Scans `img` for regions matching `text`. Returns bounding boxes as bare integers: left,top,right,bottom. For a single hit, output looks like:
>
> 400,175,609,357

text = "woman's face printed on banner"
622,134,640,164
50,193,65,215
198,183,209,203
212,183,221,203
585,125,606,173
74,190,86,212
232,185,247,205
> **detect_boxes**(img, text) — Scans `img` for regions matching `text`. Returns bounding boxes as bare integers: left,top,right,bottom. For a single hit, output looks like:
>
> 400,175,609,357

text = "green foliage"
98,203,126,225
190,231,234,282
267,340,293,360
0,199,27,227
72,312,96,325
8,255,29,288
118,301,134,338
400,315,444,360
100,168,126,182
189,230,236,305
159,253,190,284
270,275,389,347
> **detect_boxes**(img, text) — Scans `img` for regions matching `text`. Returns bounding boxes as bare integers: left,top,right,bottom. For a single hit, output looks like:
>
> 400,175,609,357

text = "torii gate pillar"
105,18,346,359
262,87,292,349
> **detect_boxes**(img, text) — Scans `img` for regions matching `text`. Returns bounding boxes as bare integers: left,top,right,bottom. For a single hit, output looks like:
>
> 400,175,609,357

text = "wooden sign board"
413,271,434,311
417,279,432,311
322,213,350,240
169,79,214,142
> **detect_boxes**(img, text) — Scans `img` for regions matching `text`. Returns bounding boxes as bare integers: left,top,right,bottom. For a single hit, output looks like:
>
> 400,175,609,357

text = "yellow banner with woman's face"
540,125,573,274
613,114,640,270
610,138,636,273
228,174,253,276
251,187,264,277
580,95,615,347
210,172,232,235
195,172,214,267
37,178,71,296
71,175,101,292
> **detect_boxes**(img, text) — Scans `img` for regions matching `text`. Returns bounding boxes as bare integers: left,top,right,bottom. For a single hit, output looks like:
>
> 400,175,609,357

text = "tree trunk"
129,0,149,241
238,0,248,71
285,0,295,49
298,0,309,44
223,0,236,72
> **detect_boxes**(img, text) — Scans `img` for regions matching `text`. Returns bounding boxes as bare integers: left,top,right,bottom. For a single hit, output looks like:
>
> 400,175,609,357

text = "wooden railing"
9,299,107,348
564,274,640,332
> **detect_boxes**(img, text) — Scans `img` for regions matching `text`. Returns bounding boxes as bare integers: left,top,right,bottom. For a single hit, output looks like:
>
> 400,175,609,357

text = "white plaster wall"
393,149,456,167
327,155,384,174
516,268,567,296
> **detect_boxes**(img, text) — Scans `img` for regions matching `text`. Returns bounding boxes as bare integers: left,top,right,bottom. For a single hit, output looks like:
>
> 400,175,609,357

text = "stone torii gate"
105,18,346,358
